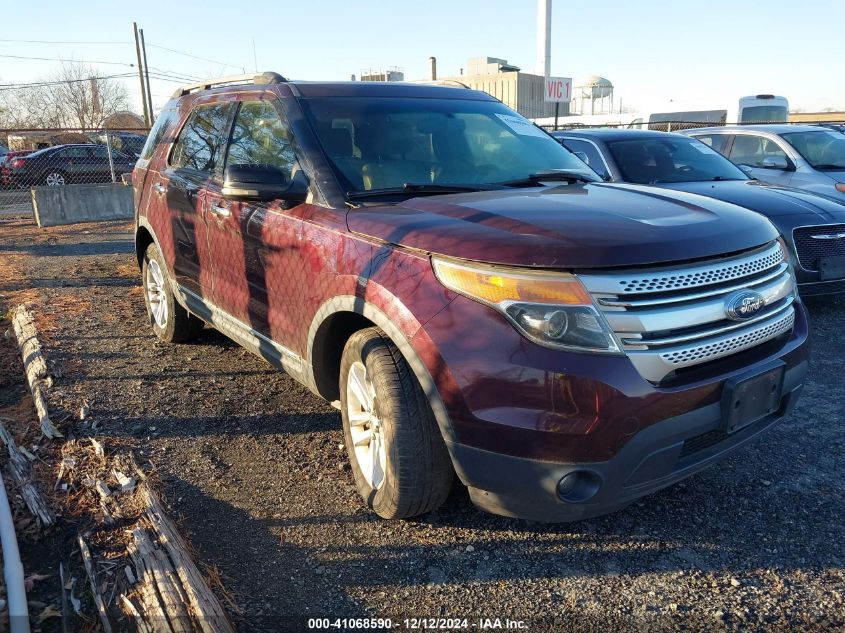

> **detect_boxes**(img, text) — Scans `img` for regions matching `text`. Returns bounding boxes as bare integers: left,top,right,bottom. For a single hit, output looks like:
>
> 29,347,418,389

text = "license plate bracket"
722,366,784,434
819,255,845,281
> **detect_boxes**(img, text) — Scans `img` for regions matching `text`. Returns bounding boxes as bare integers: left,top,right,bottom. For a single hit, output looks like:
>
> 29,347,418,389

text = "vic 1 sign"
544,77,572,103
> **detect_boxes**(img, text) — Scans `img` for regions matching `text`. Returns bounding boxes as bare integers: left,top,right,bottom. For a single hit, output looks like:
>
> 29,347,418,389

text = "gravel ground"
1,218,843,632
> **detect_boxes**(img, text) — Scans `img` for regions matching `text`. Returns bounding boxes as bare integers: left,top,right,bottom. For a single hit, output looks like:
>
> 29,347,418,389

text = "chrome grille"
579,241,796,382
793,224,845,271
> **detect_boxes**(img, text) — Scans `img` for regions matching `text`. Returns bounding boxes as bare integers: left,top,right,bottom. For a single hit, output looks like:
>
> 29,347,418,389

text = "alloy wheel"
346,360,386,490
145,259,169,328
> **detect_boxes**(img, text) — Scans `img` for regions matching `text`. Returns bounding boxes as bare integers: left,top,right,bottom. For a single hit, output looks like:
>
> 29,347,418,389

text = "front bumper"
448,360,807,522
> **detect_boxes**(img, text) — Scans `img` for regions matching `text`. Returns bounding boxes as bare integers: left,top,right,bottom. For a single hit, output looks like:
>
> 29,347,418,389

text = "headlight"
432,257,621,354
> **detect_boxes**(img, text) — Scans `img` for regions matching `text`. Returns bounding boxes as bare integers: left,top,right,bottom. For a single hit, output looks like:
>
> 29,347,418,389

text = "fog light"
556,470,602,503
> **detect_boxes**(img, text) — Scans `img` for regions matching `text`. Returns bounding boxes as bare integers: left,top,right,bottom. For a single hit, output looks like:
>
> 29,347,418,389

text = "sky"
1,0,843,118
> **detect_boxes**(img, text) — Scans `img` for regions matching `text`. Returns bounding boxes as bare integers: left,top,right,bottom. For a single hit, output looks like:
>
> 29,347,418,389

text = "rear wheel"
142,243,204,343
340,327,453,519
43,170,66,187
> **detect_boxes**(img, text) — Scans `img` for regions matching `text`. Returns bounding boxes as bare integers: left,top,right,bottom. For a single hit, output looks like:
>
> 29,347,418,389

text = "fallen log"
121,483,235,633
11,306,62,439
0,422,55,527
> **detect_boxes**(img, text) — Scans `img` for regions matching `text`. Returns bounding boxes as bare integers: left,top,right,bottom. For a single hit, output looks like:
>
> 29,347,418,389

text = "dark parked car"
134,74,808,522
1,150,30,189
554,128,845,297
6,143,136,188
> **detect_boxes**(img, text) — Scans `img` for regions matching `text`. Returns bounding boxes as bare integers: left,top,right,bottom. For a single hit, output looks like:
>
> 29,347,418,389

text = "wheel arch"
306,295,457,444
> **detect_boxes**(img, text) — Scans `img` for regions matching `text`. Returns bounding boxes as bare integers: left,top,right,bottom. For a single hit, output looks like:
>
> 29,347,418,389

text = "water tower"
575,75,614,115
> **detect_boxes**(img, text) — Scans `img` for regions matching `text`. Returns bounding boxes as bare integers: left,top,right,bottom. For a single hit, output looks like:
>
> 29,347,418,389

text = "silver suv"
683,124,845,201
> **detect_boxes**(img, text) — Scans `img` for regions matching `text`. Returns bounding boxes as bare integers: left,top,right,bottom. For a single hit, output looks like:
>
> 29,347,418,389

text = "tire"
43,170,66,187
142,243,204,343
340,327,453,519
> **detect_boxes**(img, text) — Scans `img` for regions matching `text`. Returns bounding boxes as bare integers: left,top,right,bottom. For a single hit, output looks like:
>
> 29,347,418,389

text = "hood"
347,183,779,269
659,180,845,220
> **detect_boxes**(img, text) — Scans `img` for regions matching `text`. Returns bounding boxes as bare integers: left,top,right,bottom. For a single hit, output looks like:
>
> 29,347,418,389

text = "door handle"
153,182,167,195
210,205,231,219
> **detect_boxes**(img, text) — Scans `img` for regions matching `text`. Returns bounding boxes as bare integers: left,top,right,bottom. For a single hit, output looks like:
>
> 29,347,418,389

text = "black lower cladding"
447,360,808,522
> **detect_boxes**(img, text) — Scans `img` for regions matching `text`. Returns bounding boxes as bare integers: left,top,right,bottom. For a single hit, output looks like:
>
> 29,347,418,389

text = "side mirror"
759,156,790,170
222,163,306,202
738,164,753,176
573,151,590,165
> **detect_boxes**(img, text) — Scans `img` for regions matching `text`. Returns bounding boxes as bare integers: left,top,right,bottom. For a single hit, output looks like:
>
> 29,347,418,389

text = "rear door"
206,98,304,347
156,101,234,297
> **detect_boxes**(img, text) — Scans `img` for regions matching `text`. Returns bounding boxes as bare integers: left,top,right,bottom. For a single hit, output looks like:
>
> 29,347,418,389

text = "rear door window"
692,134,730,154
560,138,609,179
170,103,234,174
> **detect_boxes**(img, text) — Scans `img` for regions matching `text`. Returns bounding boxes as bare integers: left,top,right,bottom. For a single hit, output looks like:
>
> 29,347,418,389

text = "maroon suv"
133,73,809,521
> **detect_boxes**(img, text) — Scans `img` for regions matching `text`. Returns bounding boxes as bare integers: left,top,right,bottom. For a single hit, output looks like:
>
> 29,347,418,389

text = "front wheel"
340,328,453,519
142,243,204,343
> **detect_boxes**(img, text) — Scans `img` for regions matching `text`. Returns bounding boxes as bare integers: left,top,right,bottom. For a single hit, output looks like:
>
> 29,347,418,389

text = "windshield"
606,137,748,184
740,105,788,124
300,97,598,193
781,130,845,170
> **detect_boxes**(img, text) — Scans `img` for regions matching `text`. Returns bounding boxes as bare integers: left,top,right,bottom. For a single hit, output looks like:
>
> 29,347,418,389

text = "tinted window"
140,107,177,161
170,103,233,173
59,147,91,159
560,138,609,179
301,97,598,192
606,137,747,184
225,101,297,177
728,135,789,168
90,146,109,159
739,105,788,124
781,130,845,170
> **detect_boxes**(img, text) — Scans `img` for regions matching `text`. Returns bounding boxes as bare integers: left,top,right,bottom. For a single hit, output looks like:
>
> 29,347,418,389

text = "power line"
146,43,245,72
0,53,134,67
0,38,127,45
0,73,137,91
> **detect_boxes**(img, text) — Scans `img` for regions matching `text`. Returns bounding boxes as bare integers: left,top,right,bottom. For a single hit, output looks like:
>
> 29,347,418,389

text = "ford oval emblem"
725,290,766,321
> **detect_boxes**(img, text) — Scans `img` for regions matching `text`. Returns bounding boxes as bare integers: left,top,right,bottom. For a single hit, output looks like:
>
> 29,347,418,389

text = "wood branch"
120,595,152,633
127,533,174,633
0,423,55,526
138,483,234,633
11,306,62,439
78,536,113,633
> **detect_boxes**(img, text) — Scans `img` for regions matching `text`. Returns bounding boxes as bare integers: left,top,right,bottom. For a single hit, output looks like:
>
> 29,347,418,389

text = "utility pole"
139,28,154,124
133,22,150,127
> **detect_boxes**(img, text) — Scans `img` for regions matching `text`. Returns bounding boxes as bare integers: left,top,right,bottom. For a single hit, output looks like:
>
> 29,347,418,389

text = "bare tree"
0,63,132,130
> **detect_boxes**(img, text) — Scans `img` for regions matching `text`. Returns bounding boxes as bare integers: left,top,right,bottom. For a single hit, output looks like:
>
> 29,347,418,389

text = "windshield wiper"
811,164,845,171
497,170,598,187
346,182,496,200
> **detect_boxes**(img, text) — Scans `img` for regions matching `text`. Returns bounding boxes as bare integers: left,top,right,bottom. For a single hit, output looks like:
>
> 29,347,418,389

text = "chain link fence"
536,119,845,133
0,127,149,217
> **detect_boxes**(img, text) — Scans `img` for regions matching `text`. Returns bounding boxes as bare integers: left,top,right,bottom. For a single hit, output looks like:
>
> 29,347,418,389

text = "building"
360,68,405,82
437,57,569,120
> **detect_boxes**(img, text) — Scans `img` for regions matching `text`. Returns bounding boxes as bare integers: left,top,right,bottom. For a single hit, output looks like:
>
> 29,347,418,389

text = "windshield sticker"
495,114,549,139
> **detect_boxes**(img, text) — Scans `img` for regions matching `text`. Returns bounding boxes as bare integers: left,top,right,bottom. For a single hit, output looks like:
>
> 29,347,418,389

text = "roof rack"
170,72,287,98
411,79,471,89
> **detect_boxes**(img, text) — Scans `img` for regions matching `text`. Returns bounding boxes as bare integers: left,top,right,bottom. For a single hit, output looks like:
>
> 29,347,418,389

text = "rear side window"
59,147,91,159
225,100,297,178
561,138,609,179
170,103,233,173
139,107,177,161
692,134,730,154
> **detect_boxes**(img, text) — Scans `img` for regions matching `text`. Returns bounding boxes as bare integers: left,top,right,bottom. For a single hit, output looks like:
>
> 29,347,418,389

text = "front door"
727,134,794,186
206,98,304,350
